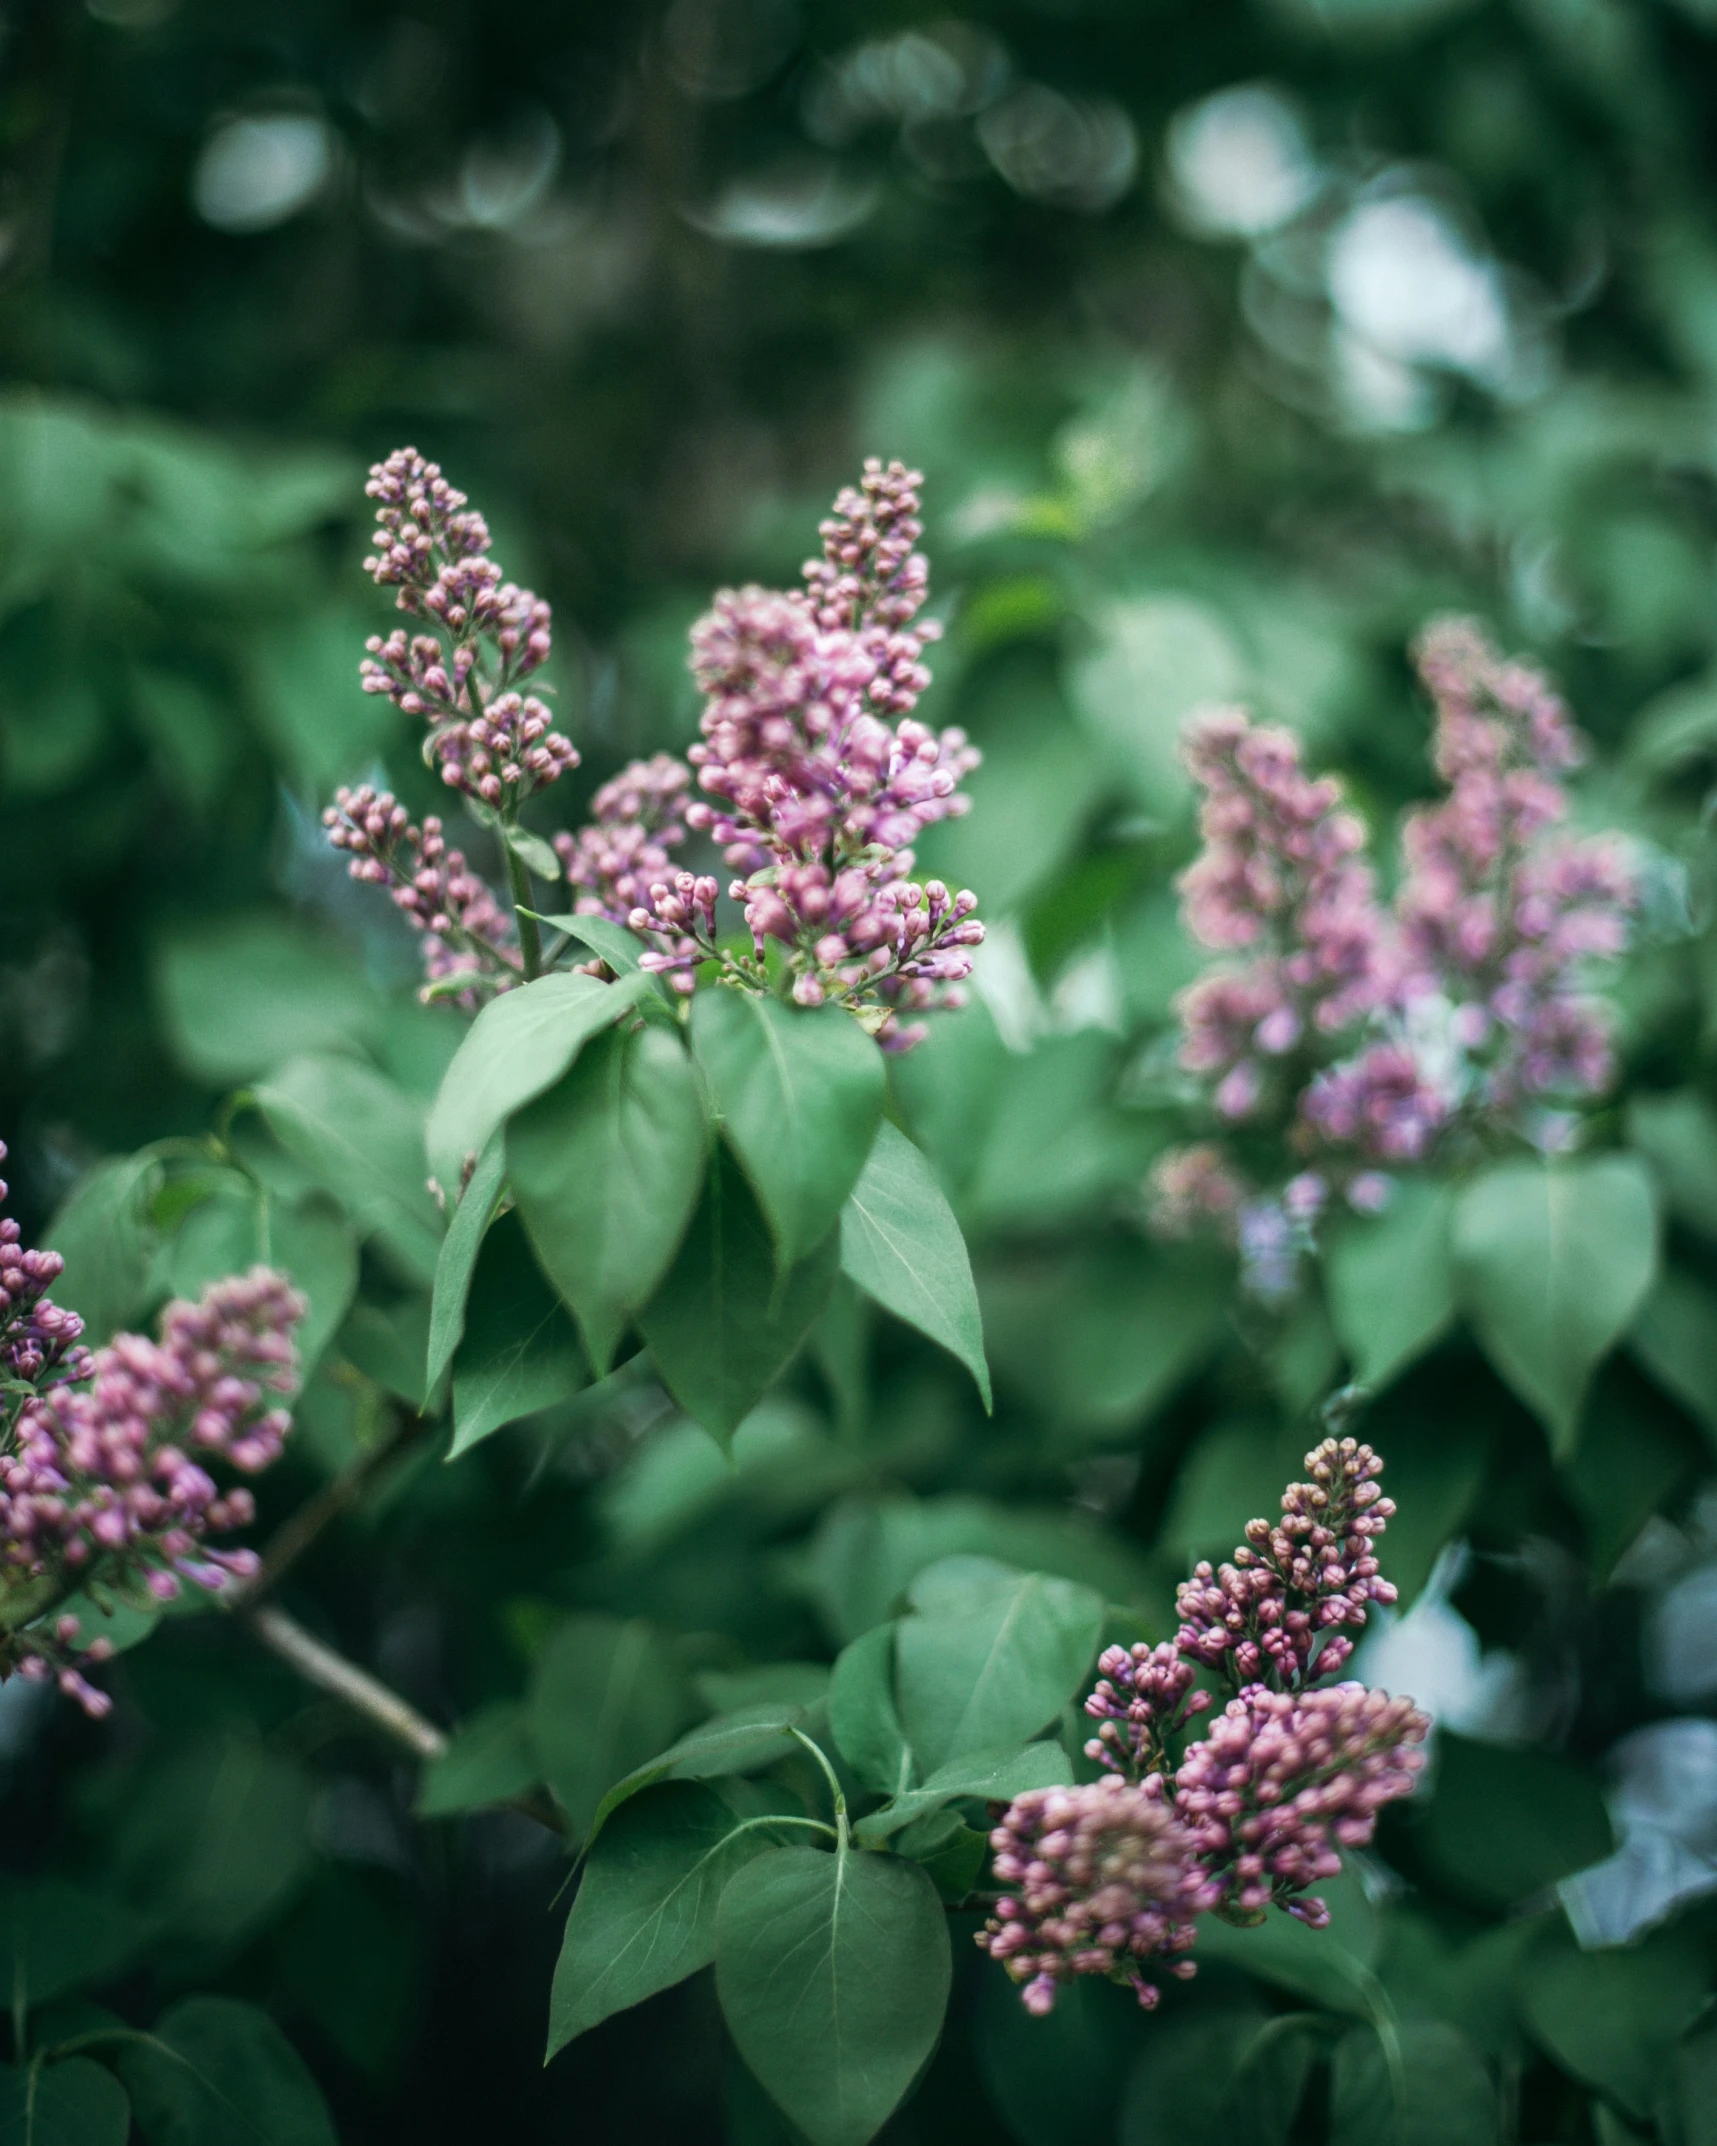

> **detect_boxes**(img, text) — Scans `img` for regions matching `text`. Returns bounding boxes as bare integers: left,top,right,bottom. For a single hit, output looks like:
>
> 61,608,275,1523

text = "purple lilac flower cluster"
1151,622,1635,1296
979,1775,1214,2015
552,753,692,924
622,461,984,1049
1398,619,1635,1108
359,448,575,811
1,1146,92,1396
978,1439,1427,2014
324,784,519,1006
327,455,983,1049
0,1165,303,1715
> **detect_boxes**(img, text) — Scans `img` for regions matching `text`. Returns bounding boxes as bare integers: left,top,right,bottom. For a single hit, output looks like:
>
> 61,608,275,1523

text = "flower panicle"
552,753,692,927
1399,618,1636,1111
323,783,518,1007
620,460,983,1048
982,1440,1423,2013
0,1144,93,1399
359,447,577,813
1156,626,1635,1297
0,1265,305,1716
1174,1436,1398,1690
975,1776,1214,2016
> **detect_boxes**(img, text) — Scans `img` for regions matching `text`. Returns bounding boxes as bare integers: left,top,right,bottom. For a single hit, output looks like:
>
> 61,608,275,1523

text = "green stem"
504,841,543,980
789,1727,849,1853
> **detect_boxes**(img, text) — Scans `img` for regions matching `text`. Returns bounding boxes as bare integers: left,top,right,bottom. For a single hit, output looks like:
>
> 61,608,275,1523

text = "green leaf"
510,1022,707,1375
448,1211,584,1458
153,913,377,1086
1416,1733,1612,1910
895,1811,987,1901
0,1877,147,2007
163,1178,355,1386
338,1295,433,1408
1628,1089,1717,1241
503,822,561,880
715,1845,951,2146
260,1197,357,1384
528,1614,690,1841
979,1971,1145,2146
828,1625,912,1797
1520,1921,1709,2122
44,1153,161,1345
1325,1180,1457,1389
587,1706,813,1842
1630,1262,1717,1450
41,1592,159,1661
425,971,646,1196
853,1741,1072,1846
0,2058,129,2146
1677,2010,1717,2146
637,1148,840,1449
1330,2020,1498,2146
1117,2008,1275,2146
425,1133,506,1399
981,1244,1225,1438
1452,1155,1659,1453
531,913,646,974
691,991,885,1270
548,1782,787,2056
117,1995,337,2146
839,1121,990,1408
1194,1888,1384,2024
416,1700,539,1818
255,1054,443,1286
106,1738,314,1947
1564,1362,1699,1578
893,1556,1104,1777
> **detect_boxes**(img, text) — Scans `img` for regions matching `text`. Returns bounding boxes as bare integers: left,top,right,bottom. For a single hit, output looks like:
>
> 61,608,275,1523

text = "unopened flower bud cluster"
0,1158,302,1718
1152,622,1636,1297
329,455,982,1048
979,1439,1427,2014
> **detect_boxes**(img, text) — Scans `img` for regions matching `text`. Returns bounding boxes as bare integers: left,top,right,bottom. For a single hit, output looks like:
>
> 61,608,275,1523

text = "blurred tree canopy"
8,3,1717,2144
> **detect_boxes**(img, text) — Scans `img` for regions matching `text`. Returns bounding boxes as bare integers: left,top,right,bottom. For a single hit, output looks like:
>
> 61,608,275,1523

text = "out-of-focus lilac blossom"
1174,708,1393,1114
976,1776,1214,2015
552,754,692,925
360,448,577,813
323,784,519,1007
625,461,984,1048
1400,619,1635,1110
1148,1142,1247,1243
1300,1042,1446,1163
0,1264,303,1716
1154,624,1634,1289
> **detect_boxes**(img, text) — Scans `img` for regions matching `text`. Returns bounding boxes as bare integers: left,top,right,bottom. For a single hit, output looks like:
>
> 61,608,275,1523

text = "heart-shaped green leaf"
715,1845,951,2146
1453,1155,1658,1454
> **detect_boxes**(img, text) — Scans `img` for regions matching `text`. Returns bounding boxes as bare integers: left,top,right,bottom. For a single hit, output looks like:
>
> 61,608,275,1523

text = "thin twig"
243,1602,448,1762
236,1407,430,1605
